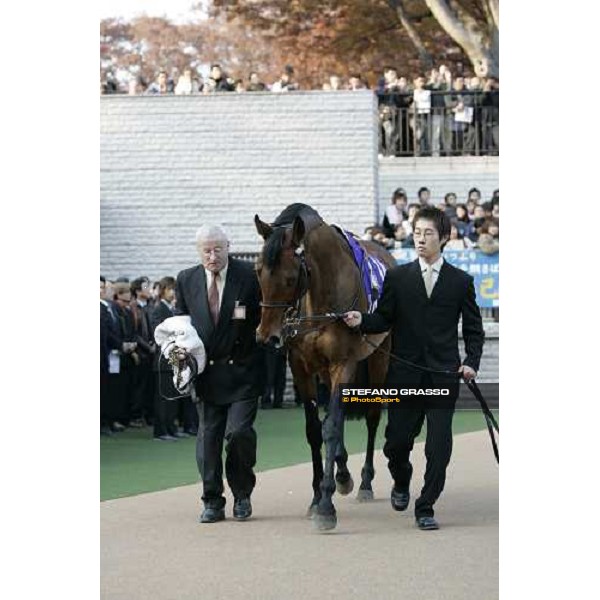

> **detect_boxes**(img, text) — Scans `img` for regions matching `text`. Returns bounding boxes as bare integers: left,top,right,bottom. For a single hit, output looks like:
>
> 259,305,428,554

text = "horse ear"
291,216,305,247
254,215,273,240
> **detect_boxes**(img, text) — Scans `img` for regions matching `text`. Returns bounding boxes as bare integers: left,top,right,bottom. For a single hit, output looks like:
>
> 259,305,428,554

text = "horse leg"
356,337,389,501
335,425,354,496
314,362,356,532
304,397,324,517
289,351,323,517
357,406,381,502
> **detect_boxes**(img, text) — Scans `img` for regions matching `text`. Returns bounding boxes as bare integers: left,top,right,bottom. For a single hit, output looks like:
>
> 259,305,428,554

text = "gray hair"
195,224,230,244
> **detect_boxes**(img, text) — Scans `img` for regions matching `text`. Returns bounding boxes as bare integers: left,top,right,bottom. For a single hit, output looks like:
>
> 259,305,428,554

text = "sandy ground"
101,430,498,600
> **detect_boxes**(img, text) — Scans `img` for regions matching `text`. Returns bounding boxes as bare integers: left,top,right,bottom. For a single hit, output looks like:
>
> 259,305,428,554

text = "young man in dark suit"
344,206,484,530
175,224,262,524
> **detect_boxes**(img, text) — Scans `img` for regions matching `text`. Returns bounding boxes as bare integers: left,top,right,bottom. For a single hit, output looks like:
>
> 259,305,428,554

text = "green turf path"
101,407,497,501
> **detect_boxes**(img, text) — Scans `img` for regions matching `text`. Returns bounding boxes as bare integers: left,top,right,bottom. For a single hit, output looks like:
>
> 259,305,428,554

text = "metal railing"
377,90,499,157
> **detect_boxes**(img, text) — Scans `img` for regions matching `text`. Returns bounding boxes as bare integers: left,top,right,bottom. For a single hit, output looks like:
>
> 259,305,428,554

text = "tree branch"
487,0,499,29
387,0,433,68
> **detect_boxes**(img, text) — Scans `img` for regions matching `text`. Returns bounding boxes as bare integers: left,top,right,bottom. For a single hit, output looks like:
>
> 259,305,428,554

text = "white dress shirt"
100,299,117,321
418,255,444,292
204,262,228,310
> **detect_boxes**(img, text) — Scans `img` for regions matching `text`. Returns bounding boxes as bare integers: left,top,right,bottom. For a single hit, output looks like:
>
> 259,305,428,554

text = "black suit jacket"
100,302,121,374
150,300,175,373
130,301,154,360
361,259,484,386
175,257,262,404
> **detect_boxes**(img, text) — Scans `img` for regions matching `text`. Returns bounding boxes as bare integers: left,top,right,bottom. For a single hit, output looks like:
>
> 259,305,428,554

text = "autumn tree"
424,0,498,77
100,13,292,88
212,0,499,79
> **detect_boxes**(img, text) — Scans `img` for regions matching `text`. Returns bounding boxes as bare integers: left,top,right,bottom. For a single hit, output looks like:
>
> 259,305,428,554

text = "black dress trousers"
195,397,258,508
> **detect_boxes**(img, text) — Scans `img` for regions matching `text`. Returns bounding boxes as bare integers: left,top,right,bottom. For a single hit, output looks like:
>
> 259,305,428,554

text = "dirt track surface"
101,430,498,600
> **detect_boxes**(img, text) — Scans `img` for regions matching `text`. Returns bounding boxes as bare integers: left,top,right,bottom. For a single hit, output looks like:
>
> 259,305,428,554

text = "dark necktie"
208,272,221,325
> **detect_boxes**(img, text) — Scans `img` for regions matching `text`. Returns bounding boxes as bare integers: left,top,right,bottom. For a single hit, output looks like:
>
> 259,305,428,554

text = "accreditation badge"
233,301,246,320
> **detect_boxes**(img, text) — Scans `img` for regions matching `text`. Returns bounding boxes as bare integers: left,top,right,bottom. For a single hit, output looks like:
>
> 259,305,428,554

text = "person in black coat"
100,276,122,435
129,277,156,427
112,281,139,428
149,277,183,441
344,206,484,530
175,224,262,523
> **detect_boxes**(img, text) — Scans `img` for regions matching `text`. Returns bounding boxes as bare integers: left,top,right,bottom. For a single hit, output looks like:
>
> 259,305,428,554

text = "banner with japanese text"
391,249,499,308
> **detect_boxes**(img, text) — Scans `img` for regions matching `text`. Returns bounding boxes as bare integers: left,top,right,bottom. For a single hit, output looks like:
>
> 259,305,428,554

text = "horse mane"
273,203,321,227
263,203,323,268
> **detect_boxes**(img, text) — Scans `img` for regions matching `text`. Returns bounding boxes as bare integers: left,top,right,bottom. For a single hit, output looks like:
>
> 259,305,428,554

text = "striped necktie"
208,272,221,325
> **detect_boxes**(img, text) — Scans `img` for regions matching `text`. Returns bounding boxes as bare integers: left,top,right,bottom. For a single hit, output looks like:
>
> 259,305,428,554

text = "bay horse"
254,203,396,531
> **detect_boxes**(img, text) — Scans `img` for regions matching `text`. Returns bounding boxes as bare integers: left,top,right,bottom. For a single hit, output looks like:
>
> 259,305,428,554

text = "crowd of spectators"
367,186,499,255
101,63,498,156
100,274,293,437
100,275,197,439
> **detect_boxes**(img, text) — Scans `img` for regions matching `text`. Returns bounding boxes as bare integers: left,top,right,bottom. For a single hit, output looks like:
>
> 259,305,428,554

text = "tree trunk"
424,0,499,77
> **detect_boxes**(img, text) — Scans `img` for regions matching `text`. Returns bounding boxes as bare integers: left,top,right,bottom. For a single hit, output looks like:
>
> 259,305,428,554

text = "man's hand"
343,311,362,328
458,365,477,381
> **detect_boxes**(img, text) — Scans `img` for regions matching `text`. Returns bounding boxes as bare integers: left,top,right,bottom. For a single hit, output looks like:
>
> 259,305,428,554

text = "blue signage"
391,249,499,308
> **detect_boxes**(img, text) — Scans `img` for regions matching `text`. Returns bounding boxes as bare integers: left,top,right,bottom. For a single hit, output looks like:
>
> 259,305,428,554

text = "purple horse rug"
333,225,387,313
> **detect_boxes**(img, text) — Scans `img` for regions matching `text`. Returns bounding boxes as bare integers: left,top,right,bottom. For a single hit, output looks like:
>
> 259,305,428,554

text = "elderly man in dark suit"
344,206,484,531
175,224,262,523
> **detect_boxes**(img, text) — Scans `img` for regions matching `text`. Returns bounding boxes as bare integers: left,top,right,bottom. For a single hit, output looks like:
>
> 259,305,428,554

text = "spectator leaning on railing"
175,68,200,95
145,71,171,95
271,65,299,92
246,72,267,92
382,187,408,238
412,76,431,156
203,64,235,93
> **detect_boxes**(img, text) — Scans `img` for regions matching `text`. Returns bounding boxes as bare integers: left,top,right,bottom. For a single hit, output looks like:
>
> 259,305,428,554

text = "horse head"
254,213,307,347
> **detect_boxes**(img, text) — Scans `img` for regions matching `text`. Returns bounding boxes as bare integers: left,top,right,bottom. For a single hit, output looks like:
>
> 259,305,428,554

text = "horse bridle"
259,246,311,313
259,247,313,342
259,243,360,344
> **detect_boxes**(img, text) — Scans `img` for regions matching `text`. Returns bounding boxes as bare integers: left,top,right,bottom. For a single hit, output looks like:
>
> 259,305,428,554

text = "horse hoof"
313,512,337,532
356,488,374,502
306,504,318,519
336,475,354,496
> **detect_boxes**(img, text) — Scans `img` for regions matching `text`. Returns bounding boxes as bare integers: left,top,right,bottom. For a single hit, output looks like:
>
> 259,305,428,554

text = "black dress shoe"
416,516,439,530
233,497,252,520
199,507,225,523
390,487,410,511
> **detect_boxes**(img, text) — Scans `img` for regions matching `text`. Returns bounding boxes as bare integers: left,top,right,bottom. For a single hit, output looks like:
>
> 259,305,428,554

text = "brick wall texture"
100,91,379,280
101,92,498,280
